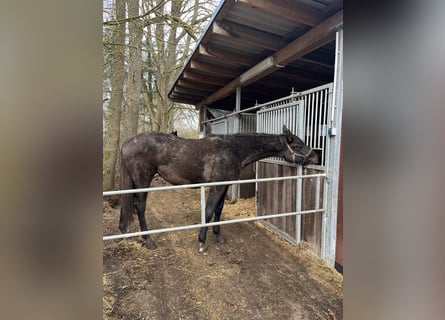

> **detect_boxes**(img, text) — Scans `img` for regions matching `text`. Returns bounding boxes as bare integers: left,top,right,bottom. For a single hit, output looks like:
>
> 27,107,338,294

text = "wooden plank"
301,168,322,255
174,86,209,97
168,95,200,105
276,164,284,230
237,0,323,27
178,79,221,92
283,165,296,238
212,21,285,51
269,163,277,226
257,162,327,252
183,70,230,86
199,0,237,44
256,162,266,216
257,162,299,241
199,44,257,67
190,60,241,78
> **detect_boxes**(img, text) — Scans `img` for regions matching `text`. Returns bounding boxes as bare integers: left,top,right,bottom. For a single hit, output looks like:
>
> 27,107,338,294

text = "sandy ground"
103,181,343,320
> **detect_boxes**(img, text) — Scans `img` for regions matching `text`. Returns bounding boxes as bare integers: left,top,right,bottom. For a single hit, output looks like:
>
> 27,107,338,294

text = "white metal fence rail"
103,173,325,241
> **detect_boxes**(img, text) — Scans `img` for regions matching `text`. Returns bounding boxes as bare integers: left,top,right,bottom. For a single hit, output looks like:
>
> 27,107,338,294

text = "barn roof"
168,0,343,111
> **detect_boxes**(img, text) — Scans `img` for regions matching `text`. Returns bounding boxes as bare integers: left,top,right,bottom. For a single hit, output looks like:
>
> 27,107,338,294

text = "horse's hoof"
145,240,157,250
198,242,207,254
215,234,226,244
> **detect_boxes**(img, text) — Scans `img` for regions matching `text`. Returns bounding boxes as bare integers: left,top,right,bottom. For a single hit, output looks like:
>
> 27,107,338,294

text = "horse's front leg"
198,186,227,252
212,186,229,244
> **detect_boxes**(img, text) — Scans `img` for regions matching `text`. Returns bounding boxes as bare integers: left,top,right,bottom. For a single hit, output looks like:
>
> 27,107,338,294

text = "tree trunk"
103,0,126,191
123,0,143,140
139,0,216,133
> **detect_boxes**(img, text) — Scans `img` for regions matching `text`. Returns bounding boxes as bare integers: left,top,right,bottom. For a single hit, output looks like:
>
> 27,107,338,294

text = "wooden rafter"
212,21,285,51
190,60,242,78
198,45,257,67
236,0,323,27
174,86,210,97
177,79,221,92
183,70,230,86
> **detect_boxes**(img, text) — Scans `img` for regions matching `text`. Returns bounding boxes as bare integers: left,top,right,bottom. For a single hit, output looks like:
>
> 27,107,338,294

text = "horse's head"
280,125,318,165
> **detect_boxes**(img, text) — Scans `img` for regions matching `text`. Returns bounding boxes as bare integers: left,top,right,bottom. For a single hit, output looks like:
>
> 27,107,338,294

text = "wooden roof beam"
174,86,210,97
212,21,285,51
177,79,221,92
190,60,242,78
198,45,257,67
183,70,230,86
237,0,323,27
168,94,201,105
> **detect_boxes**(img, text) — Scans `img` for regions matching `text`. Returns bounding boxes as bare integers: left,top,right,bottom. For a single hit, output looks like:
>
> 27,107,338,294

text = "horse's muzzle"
303,150,319,165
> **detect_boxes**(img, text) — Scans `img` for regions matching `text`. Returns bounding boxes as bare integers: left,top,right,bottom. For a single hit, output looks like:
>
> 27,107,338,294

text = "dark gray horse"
119,125,318,252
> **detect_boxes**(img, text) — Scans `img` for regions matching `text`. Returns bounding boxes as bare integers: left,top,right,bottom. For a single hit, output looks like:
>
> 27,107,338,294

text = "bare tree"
123,0,144,140
103,0,126,190
102,0,217,189
142,0,215,132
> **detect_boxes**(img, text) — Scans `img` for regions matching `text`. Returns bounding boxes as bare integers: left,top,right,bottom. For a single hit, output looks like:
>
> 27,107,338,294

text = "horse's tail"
119,148,135,232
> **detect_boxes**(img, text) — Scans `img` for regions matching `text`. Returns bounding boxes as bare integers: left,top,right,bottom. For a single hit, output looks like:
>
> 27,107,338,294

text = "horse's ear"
282,125,292,142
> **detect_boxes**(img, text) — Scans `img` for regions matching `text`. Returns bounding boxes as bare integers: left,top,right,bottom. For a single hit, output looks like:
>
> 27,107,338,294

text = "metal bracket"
328,127,337,136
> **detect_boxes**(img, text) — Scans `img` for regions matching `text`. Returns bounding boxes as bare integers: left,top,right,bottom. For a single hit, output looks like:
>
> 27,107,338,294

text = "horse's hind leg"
135,192,157,249
198,186,228,252
212,186,229,244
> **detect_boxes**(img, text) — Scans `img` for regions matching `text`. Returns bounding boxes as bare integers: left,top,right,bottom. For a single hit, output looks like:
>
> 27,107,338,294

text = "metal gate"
209,113,256,134
256,83,333,259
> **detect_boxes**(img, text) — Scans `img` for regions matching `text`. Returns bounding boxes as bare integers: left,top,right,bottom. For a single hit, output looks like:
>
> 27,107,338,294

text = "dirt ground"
103,180,343,320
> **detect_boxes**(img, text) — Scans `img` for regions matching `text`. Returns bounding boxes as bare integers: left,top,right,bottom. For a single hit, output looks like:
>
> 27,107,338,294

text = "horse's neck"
235,134,284,168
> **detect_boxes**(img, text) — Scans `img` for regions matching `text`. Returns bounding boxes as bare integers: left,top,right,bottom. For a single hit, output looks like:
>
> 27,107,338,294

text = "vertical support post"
315,175,321,211
199,105,207,137
321,29,343,267
295,100,305,243
200,186,206,224
230,86,242,202
295,166,303,243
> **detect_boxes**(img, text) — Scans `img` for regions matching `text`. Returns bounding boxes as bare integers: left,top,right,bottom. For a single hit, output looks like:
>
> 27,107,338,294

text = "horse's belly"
157,165,206,185
157,161,238,185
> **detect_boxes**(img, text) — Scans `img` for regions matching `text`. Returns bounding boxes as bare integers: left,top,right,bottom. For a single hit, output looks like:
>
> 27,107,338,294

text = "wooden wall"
257,162,324,255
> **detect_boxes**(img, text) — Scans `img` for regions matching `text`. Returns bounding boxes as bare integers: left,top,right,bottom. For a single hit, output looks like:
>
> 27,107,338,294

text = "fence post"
321,29,343,267
200,186,206,224
230,86,242,202
295,101,306,243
